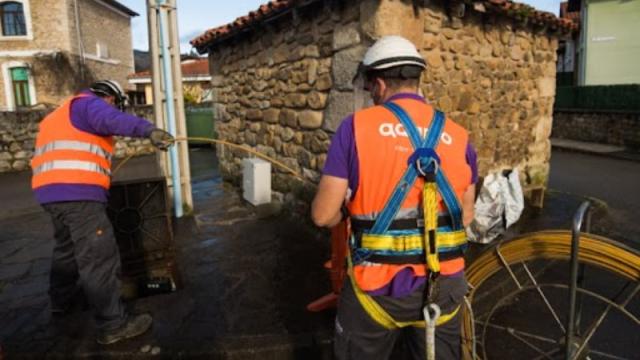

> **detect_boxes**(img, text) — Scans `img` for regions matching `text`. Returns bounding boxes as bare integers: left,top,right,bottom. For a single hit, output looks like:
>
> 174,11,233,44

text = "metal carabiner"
416,157,439,177
423,303,441,360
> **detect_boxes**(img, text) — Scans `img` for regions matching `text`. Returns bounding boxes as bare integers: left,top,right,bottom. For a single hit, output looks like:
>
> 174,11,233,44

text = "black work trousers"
334,275,468,360
44,201,126,331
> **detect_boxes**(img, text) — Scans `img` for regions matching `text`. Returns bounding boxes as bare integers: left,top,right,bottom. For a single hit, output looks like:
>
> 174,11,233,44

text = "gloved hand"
148,128,174,151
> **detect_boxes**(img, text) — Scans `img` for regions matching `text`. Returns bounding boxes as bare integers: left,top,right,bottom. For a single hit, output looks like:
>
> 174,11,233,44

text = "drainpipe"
73,0,86,82
156,0,183,218
578,0,588,85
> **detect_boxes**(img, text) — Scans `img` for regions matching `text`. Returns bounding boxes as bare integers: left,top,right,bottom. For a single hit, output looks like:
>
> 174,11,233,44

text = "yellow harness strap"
423,182,440,273
360,231,466,252
347,253,460,329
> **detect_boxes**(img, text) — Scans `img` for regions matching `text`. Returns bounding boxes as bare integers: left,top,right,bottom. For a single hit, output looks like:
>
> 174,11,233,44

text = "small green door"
10,67,31,107
185,107,215,144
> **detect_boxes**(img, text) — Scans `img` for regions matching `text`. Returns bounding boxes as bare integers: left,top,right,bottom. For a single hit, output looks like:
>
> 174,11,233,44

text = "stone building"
0,0,138,110
191,0,576,206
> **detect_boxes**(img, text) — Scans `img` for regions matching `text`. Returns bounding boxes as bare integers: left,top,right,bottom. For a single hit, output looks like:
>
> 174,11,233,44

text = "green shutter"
10,67,28,81
10,67,31,107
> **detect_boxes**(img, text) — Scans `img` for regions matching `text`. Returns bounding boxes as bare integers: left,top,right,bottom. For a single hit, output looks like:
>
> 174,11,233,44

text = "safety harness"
347,102,467,332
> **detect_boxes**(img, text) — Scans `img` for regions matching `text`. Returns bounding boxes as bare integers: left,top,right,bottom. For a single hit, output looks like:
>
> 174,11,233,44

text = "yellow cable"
461,230,640,359
112,137,310,184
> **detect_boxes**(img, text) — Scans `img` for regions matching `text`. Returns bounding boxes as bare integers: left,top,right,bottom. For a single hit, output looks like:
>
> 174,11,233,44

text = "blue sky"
118,0,563,53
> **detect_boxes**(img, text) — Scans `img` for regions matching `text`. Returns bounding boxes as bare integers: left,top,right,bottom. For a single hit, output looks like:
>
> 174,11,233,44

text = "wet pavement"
0,148,334,359
0,146,638,359
548,149,640,247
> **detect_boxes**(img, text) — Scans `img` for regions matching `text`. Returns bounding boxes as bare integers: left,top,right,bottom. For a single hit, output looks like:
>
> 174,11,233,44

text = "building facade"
575,0,640,85
128,58,212,105
0,0,137,110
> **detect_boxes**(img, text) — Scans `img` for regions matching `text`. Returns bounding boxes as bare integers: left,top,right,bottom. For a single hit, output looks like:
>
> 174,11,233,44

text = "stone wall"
208,0,561,208
553,110,640,149
210,1,359,204
0,106,155,173
416,3,558,190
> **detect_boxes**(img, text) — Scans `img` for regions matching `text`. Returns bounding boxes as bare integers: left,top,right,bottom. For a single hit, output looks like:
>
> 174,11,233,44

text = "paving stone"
0,262,30,282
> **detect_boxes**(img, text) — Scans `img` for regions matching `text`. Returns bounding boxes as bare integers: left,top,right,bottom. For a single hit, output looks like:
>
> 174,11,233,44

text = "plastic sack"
466,169,524,244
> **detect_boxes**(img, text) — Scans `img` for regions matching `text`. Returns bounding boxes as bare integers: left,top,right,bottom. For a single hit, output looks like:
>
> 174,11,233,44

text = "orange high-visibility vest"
348,98,472,292
31,95,114,190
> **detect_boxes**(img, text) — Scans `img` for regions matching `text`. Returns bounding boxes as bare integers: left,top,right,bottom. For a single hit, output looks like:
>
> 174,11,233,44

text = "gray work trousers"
334,274,468,360
44,201,126,331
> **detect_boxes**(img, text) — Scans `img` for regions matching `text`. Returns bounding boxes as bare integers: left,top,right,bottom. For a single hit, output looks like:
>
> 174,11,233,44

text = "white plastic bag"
466,169,524,244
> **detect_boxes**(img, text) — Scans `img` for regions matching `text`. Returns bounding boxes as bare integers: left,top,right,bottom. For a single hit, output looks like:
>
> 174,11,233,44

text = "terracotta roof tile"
191,0,578,52
559,1,580,24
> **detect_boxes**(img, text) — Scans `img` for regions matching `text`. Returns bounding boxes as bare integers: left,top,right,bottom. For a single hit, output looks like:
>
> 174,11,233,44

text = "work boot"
96,313,153,345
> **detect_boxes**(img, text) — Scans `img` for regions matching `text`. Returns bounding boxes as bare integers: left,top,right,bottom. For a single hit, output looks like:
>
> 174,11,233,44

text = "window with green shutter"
10,67,31,107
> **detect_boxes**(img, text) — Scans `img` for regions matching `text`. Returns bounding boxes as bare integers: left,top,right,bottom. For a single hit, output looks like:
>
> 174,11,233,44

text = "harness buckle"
427,272,440,303
415,157,439,178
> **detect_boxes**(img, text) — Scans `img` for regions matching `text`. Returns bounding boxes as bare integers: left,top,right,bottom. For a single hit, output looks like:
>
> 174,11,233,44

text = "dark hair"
366,65,422,89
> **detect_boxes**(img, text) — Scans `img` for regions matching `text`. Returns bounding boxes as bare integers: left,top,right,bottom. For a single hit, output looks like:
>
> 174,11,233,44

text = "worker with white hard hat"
312,35,478,359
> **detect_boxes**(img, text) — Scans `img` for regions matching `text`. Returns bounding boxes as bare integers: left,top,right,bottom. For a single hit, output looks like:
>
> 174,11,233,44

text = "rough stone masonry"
0,106,156,173
204,0,564,209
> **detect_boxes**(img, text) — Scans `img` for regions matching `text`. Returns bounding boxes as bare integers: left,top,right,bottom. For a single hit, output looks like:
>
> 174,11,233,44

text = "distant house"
559,0,640,86
556,2,579,86
128,58,212,105
0,0,138,111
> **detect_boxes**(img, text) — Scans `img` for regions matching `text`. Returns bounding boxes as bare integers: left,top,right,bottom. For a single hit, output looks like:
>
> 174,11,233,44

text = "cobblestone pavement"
0,149,334,358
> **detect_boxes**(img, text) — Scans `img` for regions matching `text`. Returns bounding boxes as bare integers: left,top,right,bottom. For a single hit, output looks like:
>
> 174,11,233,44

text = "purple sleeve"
322,115,359,193
70,95,154,138
466,142,478,184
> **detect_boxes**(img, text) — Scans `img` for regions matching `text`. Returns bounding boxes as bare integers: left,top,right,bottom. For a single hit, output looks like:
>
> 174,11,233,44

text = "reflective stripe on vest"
33,160,111,176
34,140,113,162
31,94,114,190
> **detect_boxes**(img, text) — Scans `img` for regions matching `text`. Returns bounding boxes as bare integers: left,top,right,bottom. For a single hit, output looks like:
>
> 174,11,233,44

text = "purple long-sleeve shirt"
34,91,155,204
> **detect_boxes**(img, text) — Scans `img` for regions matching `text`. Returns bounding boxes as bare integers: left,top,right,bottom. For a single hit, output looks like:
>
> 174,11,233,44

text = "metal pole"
565,201,590,360
157,0,183,218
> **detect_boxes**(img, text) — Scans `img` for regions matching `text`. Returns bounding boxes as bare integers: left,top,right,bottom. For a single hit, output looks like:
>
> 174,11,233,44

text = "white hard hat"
361,35,426,72
90,79,128,110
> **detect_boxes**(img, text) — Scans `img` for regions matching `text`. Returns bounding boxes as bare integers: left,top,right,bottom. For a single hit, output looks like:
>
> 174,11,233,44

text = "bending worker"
31,80,174,345
311,36,477,359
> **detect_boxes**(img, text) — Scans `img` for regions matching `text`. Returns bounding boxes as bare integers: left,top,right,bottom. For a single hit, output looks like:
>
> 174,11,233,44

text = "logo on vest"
379,123,453,145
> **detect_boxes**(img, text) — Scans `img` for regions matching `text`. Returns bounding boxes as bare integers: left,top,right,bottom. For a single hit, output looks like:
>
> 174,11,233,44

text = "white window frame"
0,0,33,41
96,41,109,59
2,60,37,110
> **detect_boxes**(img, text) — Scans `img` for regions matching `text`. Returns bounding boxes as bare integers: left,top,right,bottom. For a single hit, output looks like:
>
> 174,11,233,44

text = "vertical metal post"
167,0,193,208
147,0,192,217
574,210,591,335
156,0,182,218
565,201,591,360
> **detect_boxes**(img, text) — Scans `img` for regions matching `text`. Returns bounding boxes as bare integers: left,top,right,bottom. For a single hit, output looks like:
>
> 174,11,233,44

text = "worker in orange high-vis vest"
32,80,174,345
312,36,478,360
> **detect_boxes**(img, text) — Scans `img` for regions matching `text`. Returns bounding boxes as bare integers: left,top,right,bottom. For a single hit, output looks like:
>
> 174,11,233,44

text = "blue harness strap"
369,102,462,234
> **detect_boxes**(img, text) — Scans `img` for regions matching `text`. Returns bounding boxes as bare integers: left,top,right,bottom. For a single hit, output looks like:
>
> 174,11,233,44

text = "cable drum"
462,231,640,359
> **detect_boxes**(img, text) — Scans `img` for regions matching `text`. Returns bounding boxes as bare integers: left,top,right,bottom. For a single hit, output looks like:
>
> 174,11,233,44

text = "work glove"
148,128,174,151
